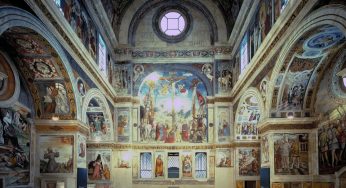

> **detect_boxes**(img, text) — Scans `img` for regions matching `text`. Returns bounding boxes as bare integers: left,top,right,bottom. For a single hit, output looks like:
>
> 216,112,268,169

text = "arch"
133,64,213,96
331,49,346,101
266,4,346,117
234,87,264,140
82,88,114,142
127,0,218,46
0,6,79,119
0,51,20,108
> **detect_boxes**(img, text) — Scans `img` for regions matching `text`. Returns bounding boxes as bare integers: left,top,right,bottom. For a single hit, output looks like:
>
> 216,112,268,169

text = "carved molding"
86,142,260,150
257,117,317,134
115,46,232,60
35,119,89,135
132,179,215,185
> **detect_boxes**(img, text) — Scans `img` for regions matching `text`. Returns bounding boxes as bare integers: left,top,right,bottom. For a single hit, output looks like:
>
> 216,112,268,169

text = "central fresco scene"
138,71,208,143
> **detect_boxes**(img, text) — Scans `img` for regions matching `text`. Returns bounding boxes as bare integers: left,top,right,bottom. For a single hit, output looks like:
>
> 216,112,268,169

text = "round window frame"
339,63,346,93
153,6,192,43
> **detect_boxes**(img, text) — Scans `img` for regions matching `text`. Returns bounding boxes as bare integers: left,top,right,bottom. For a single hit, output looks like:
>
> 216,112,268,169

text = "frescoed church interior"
1,0,346,188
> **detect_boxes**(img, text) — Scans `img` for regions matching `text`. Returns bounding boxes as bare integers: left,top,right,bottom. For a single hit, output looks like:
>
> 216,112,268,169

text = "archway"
82,88,114,142
267,5,346,118
0,6,79,187
234,87,264,140
0,6,78,120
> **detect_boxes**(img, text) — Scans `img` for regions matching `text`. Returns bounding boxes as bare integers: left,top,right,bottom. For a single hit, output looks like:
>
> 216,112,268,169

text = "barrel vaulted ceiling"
100,0,243,39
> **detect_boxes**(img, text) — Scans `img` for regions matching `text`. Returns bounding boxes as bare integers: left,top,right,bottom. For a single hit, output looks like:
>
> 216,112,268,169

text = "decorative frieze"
115,47,232,59
86,142,260,149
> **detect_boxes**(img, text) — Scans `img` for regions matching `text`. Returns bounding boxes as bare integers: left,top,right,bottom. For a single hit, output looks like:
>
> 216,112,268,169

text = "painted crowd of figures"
39,136,74,174
139,71,208,144
88,113,107,135
88,154,110,180
319,118,346,174
236,97,260,139
238,148,260,176
0,108,30,186
41,83,69,114
59,0,97,58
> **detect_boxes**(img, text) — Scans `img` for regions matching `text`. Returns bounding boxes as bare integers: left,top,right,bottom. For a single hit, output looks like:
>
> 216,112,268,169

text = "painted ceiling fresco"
272,25,345,116
0,27,76,119
138,71,208,143
101,0,134,37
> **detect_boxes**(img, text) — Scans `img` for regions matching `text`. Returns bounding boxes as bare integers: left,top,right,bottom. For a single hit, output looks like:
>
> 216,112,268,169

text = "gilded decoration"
33,0,114,100
1,27,76,120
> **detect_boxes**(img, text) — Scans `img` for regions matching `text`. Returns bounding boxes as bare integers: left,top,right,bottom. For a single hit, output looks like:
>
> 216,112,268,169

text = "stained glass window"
168,152,179,178
195,152,207,179
98,34,107,77
140,152,152,178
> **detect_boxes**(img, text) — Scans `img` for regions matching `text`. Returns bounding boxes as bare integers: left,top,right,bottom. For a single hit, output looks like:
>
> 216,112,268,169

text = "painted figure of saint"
225,157,232,167
222,120,230,136
79,142,85,158
218,157,225,167
182,155,192,177
91,154,103,180
44,147,59,173
44,85,58,113
155,154,164,177
280,137,291,171
78,81,85,96
94,116,102,132
103,164,110,180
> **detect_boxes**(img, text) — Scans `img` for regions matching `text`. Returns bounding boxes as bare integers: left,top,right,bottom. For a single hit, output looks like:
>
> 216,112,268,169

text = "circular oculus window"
159,11,186,36
153,6,192,43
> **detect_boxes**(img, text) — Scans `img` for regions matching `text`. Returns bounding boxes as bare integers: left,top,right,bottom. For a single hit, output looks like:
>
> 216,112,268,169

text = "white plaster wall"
119,0,227,45
215,168,235,188
113,168,132,188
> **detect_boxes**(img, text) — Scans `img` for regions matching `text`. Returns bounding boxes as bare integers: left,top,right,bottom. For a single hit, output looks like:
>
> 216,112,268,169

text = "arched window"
195,152,207,179
140,152,152,178
168,152,180,178
98,34,107,77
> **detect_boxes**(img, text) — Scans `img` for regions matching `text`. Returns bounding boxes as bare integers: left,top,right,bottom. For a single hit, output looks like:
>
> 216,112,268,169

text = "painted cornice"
35,119,89,135
257,117,317,134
